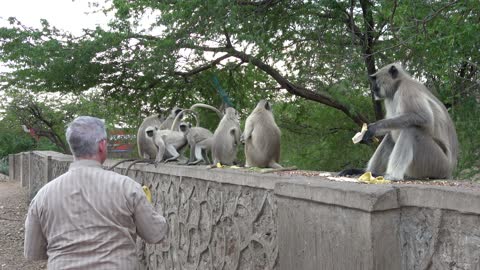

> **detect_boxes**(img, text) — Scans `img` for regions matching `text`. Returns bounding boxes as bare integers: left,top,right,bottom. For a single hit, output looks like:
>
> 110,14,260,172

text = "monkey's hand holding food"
352,123,379,144
358,172,391,184
142,185,152,203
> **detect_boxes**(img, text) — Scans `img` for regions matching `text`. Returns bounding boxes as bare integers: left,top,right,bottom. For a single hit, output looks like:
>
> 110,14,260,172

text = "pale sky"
0,0,110,35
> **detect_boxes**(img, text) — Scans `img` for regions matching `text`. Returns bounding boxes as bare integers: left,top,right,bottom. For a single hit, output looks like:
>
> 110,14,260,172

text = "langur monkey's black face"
370,63,401,100
369,75,382,100
179,122,191,133
174,108,184,119
145,126,156,138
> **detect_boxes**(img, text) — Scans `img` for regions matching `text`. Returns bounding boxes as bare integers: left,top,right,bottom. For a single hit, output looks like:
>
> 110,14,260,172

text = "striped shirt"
24,159,168,269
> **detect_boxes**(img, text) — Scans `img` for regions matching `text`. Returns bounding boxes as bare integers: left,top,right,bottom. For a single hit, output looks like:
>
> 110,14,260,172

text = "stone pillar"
275,179,402,270
8,154,14,181
21,152,31,187
45,155,52,182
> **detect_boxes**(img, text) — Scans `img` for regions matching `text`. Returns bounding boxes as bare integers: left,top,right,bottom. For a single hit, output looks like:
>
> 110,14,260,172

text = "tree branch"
224,47,368,125
174,54,231,77
235,0,281,7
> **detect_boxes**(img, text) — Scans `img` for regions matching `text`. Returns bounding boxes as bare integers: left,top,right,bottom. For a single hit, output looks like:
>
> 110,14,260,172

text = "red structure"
108,129,136,154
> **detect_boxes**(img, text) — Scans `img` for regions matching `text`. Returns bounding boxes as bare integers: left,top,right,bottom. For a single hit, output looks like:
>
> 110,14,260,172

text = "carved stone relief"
129,170,279,270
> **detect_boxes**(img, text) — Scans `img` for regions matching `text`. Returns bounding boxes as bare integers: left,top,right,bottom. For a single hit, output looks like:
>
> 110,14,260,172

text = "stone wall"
114,163,280,270
10,151,480,270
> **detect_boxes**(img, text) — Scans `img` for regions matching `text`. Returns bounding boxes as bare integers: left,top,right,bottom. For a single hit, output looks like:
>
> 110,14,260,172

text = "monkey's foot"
187,160,204,165
245,166,298,174
164,158,178,163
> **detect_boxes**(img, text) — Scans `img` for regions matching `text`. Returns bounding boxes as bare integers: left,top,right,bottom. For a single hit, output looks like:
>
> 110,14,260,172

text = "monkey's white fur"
137,114,164,159
242,100,282,169
181,123,214,165
367,63,458,180
212,107,241,166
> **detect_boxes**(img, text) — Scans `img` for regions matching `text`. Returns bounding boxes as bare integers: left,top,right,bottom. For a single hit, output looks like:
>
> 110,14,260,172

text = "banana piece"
142,185,152,203
352,123,368,144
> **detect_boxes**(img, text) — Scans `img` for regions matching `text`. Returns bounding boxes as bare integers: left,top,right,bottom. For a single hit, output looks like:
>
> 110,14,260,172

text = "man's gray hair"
66,116,107,158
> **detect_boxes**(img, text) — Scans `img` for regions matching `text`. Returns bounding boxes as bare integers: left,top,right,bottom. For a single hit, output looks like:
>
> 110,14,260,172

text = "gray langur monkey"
241,100,282,169
179,123,214,165
340,63,459,180
137,107,183,159
137,114,164,159
211,107,241,166
159,106,184,131
169,104,223,165
145,126,166,163
146,125,188,163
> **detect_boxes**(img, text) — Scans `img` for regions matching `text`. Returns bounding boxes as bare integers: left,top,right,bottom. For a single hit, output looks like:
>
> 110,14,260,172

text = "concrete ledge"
33,151,73,161
274,177,400,212
104,160,286,190
397,184,480,215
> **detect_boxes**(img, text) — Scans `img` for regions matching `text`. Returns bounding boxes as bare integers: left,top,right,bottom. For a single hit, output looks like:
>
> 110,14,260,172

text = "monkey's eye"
146,130,154,137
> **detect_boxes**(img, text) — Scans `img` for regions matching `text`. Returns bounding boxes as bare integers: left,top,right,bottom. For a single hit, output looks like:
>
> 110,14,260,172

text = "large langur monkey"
137,107,183,159
341,63,459,180
137,103,220,161
241,100,282,168
151,104,221,163
212,107,241,166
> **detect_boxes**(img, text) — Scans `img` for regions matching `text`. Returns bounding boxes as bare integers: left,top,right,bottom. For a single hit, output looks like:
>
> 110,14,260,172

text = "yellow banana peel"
214,163,241,169
142,185,152,203
358,172,391,184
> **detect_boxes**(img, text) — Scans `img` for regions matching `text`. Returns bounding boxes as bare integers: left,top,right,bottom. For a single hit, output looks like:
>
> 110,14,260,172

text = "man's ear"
99,139,107,153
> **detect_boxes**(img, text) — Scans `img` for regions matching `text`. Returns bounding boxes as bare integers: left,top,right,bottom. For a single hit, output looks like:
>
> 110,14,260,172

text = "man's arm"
24,203,48,260
129,182,168,244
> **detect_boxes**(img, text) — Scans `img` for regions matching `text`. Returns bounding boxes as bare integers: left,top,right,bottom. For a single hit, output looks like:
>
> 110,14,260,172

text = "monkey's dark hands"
360,124,376,145
240,134,245,145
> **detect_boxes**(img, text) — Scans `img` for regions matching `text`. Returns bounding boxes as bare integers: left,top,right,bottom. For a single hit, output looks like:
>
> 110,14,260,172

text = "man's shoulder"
101,168,137,183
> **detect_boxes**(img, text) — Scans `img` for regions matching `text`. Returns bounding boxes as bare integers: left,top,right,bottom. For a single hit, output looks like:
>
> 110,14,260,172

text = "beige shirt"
24,159,168,269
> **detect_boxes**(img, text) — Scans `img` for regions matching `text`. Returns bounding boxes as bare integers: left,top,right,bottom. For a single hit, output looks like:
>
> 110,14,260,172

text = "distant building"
108,129,136,158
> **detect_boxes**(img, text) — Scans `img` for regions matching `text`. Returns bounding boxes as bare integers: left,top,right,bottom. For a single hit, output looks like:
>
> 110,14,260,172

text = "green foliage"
0,157,8,175
275,98,374,171
452,98,480,179
0,130,34,158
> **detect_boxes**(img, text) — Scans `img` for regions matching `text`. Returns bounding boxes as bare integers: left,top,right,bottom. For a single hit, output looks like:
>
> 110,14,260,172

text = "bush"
0,157,8,176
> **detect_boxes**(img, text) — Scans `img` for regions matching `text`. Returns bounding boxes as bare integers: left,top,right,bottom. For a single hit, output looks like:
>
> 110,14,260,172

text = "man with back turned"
24,116,168,269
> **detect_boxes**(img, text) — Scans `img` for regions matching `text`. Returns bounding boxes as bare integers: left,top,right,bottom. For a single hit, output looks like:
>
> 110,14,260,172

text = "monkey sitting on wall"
137,107,183,159
340,63,459,180
241,100,282,169
212,107,242,166
179,122,214,165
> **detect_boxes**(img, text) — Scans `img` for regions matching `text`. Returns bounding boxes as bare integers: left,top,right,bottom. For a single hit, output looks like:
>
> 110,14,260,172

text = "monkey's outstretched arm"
369,112,432,136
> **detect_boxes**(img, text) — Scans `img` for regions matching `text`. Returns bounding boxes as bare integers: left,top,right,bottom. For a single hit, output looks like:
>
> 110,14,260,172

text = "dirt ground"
0,176,46,270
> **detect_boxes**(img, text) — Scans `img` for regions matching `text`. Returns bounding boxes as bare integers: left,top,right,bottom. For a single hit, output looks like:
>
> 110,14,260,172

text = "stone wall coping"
275,178,480,214
32,151,73,161
104,160,287,190
274,177,400,212
47,157,480,214
397,184,480,215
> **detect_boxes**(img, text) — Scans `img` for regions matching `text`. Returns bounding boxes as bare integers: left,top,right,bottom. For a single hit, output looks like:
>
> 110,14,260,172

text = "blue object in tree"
212,76,234,107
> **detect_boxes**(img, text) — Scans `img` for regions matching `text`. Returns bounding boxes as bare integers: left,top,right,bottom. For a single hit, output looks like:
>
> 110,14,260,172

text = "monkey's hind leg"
164,144,181,163
367,133,395,176
385,130,415,180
